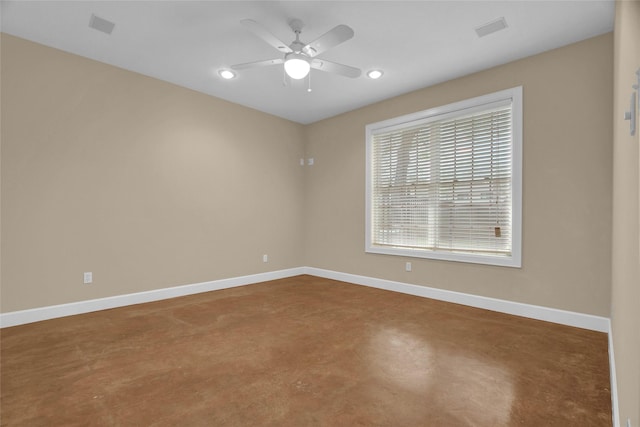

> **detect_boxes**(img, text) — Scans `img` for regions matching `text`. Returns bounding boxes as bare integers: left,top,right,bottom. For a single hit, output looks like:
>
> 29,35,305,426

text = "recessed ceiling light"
367,70,384,80
219,69,236,80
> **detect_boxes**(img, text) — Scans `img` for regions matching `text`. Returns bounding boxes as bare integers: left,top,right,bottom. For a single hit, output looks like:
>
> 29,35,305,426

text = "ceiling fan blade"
303,25,354,57
240,19,292,54
311,59,361,78
231,58,284,71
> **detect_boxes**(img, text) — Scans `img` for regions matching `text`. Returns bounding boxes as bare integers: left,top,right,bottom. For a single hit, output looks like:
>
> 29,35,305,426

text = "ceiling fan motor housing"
290,39,306,54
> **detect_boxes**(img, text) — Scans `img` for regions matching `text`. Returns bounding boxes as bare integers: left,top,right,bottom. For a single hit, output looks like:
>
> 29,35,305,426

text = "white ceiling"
1,1,614,124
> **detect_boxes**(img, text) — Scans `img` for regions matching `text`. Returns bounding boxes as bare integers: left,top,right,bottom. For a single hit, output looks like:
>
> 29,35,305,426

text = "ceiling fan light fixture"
284,53,311,80
367,69,384,79
219,69,236,80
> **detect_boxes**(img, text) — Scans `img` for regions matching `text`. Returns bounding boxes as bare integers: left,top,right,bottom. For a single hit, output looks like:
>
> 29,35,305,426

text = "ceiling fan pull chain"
308,71,312,92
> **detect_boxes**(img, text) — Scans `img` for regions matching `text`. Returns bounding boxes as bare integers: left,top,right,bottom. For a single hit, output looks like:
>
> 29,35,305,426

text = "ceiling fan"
231,18,362,81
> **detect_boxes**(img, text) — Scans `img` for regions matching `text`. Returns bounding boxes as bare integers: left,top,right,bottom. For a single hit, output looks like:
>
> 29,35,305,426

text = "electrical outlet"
627,418,632,427
405,262,412,272
263,254,268,263
83,272,93,284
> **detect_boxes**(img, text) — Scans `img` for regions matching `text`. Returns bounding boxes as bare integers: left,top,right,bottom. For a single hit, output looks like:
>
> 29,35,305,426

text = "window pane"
366,88,521,266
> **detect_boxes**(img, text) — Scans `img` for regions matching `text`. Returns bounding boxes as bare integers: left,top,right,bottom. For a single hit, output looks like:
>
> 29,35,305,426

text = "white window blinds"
366,88,522,267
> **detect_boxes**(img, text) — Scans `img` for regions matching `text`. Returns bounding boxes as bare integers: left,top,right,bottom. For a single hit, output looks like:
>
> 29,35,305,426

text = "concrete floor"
1,275,611,426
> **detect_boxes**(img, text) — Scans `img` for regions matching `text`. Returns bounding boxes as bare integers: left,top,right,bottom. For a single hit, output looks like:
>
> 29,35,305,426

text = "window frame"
365,87,523,268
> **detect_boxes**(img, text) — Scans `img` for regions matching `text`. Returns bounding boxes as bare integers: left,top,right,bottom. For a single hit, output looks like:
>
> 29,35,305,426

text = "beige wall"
612,0,640,424
0,33,615,319
304,34,613,317
0,34,306,312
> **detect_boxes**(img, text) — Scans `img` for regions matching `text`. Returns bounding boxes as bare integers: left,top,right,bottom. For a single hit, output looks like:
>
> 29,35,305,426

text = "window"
366,87,522,267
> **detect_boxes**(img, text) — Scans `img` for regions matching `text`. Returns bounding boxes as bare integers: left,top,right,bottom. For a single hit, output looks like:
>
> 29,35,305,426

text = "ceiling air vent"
89,14,115,35
475,17,508,38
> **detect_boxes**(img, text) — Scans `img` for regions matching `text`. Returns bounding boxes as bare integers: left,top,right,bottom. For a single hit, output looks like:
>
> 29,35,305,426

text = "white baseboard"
303,267,610,333
609,322,620,427
0,268,305,328
1,266,610,334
